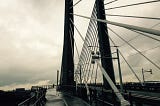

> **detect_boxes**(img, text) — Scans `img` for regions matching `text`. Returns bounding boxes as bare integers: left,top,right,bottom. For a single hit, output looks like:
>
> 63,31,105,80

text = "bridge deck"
45,89,90,106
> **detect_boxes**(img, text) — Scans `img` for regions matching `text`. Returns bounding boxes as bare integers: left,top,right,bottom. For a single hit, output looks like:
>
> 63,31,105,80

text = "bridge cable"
85,23,98,82
107,31,117,47
108,34,142,83
70,0,82,9
107,30,138,83
71,13,160,36
82,36,93,81
87,30,98,83
124,45,160,58
118,21,160,48
84,46,92,80
69,22,82,82
70,19,85,41
79,8,98,83
130,30,160,42
74,38,88,80
76,45,91,97
73,34,81,82
108,27,160,70
88,13,99,83
76,45,89,82
83,32,96,82
91,32,99,83
87,40,99,83
79,34,93,82
104,0,118,5
105,14,160,20
70,18,91,80
75,39,80,60
83,28,95,66
105,0,160,10
85,39,97,83
81,47,90,80
73,14,160,73
119,51,142,83
119,35,140,47
152,22,160,28
78,50,87,82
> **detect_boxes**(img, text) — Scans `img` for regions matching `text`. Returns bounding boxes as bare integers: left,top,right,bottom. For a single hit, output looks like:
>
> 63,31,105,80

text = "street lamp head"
91,51,95,55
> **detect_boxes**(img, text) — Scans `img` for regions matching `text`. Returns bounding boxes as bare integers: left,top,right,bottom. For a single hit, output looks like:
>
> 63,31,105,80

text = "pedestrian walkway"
45,89,65,106
45,89,90,106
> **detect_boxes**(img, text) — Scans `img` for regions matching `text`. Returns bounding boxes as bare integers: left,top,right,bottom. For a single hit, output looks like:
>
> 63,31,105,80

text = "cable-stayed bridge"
17,0,160,106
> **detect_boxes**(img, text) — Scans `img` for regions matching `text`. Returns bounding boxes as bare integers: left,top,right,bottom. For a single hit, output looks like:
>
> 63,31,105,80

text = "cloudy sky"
0,0,66,90
0,0,159,90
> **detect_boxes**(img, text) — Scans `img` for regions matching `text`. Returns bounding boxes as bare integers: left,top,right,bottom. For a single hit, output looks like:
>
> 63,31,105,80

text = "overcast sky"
0,0,66,90
0,0,159,90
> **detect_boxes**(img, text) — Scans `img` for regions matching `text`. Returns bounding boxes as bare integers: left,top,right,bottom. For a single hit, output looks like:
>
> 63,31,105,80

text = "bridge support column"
96,0,115,89
60,0,75,92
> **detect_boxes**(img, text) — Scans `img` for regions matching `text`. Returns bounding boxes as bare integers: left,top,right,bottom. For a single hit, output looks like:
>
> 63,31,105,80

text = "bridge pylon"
60,0,75,91
96,0,115,89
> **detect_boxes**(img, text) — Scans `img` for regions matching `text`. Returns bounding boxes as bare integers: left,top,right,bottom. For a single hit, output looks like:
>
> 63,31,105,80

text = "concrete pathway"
45,89,90,106
45,89,65,106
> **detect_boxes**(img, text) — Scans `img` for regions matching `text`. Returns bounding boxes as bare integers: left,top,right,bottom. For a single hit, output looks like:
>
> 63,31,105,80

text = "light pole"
116,48,123,93
89,46,123,92
142,68,152,83
90,49,130,106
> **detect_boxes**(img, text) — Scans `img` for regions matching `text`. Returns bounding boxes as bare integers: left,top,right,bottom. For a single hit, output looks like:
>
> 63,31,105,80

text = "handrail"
18,84,53,106
76,84,160,105
31,93,46,106
18,95,35,106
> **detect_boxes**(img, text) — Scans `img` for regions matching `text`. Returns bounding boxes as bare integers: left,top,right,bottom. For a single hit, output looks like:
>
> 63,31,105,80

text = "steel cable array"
72,0,160,84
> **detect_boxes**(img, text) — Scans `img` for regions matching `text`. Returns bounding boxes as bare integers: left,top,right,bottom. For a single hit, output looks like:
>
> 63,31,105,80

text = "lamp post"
90,49,130,106
142,68,152,83
116,48,123,93
89,46,123,92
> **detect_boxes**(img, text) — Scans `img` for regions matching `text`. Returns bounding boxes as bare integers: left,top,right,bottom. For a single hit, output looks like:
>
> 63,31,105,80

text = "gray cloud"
0,0,64,88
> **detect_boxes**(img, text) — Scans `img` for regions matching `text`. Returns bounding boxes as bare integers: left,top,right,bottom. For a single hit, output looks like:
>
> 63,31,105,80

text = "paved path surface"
45,89,90,106
45,89,65,106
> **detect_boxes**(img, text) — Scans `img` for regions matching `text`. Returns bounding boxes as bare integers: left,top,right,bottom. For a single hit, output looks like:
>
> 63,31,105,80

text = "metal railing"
18,85,54,106
18,95,35,106
75,84,160,106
